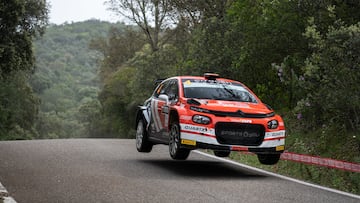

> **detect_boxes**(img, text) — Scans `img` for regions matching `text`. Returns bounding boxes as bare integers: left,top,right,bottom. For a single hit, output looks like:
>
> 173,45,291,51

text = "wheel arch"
135,106,149,130
169,109,179,130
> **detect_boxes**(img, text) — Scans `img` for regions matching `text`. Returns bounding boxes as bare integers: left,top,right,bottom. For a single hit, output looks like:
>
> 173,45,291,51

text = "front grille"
215,122,265,146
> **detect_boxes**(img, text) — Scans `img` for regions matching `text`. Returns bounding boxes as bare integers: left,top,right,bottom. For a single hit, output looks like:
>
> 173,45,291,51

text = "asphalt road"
0,139,358,203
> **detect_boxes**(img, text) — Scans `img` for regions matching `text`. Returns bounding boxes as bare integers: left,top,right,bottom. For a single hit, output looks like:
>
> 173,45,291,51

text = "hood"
189,99,274,118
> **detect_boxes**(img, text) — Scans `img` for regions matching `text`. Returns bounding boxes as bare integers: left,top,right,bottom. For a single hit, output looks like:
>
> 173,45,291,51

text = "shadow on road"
139,159,267,180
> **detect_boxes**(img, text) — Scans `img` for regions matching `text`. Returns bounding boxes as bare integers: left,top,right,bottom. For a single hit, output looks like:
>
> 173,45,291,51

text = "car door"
148,80,169,140
148,79,179,142
159,79,179,136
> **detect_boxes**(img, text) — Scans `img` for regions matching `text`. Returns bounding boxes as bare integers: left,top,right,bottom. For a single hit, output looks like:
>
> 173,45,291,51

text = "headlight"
192,115,211,125
267,120,278,129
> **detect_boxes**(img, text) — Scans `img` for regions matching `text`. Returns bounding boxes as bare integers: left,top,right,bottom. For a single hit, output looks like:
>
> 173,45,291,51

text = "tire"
136,119,153,152
214,150,231,157
257,154,281,165
169,121,190,160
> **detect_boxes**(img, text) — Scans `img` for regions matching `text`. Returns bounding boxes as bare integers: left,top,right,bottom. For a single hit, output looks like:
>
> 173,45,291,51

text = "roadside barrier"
240,151,360,173
280,152,360,173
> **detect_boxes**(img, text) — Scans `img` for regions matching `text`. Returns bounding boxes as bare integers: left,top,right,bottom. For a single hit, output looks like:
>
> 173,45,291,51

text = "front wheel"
136,119,153,152
257,154,281,165
169,121,190,160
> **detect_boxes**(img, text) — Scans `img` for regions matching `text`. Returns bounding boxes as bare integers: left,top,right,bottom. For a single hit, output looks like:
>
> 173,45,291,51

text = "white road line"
0,182,17,203
194,150,360,200
2,197,17,203
0,181,8,197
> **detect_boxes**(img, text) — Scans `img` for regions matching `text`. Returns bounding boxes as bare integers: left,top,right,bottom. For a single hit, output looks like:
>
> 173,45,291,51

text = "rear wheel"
257,154,280,165
136,119,153,152
214,150,231,157
169,121,190,160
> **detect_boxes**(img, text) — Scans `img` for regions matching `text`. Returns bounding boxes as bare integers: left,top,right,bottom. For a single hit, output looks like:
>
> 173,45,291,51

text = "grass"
211,127,360,195
226,151,360,195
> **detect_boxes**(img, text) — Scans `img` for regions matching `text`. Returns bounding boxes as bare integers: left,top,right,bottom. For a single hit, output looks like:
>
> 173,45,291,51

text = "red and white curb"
0,182,16,203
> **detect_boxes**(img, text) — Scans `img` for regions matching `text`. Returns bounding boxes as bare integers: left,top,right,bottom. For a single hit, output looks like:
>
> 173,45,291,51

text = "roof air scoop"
204,73,220,80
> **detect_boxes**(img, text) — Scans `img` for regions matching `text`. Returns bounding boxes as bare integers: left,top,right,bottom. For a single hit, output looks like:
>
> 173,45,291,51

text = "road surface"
0,139,358,203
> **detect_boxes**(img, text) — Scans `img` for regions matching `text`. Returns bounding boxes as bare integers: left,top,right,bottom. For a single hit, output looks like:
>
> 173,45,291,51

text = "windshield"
182,79,257,103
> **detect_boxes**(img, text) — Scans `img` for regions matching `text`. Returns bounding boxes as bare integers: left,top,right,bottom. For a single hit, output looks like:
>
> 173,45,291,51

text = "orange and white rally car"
135,73,285,165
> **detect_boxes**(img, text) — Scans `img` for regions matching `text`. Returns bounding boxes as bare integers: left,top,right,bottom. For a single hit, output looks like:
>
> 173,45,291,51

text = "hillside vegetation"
91,0,359,194
31,20,127,138
0,0,359,195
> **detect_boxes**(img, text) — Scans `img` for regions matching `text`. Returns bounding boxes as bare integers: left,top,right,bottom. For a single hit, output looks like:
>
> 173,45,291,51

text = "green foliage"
297,21,360,132
96,42,182,137
0,0,48,76
0,0,48,140
93,0,360,193
89,25,145,82
32,20,125,138
0,73,40,140
227,129,360,195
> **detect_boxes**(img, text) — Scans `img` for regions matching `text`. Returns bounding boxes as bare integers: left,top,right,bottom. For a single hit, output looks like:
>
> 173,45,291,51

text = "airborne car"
135,73,285,165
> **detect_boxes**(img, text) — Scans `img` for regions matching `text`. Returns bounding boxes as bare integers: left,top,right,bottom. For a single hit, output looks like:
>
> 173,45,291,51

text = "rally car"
135,73,285,165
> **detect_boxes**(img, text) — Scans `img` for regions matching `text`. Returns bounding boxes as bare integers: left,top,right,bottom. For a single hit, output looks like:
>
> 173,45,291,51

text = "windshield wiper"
221,84,238,99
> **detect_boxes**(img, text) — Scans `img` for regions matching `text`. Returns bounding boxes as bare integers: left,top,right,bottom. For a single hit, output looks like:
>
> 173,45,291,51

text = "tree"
0,0,48,76
0,0,48,140
297,20,360,132
90,25,145,82
106,0,176,52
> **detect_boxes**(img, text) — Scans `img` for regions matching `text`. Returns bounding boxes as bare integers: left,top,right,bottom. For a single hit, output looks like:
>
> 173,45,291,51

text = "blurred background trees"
1,0,359,158
0,0,358,193
0,0,48,140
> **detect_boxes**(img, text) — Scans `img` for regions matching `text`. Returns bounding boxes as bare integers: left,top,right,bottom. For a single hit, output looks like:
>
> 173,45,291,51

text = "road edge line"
0,182,17,203
194,150,360,200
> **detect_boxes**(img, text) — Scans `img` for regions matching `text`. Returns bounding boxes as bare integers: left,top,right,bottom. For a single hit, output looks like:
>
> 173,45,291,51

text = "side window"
153,81,170,98
153,79,179,101
164,79,179,101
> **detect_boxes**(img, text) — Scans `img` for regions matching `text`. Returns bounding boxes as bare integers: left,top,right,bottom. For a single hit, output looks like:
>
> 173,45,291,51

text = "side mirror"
158,94,169,103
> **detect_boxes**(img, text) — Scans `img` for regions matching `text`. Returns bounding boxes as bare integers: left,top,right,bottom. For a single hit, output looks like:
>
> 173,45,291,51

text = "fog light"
192,115,211,125
268,120,278,129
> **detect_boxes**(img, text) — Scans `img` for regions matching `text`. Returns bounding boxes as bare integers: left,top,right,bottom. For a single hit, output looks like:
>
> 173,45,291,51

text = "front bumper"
179,123,285,154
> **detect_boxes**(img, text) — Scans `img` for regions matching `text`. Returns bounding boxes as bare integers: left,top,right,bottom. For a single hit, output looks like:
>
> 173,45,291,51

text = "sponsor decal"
276,145,285,151
181,139,196,146
180,124,216,137
220,130,259,138
267,130,285,137
239,119,252,123
231,146,249,151
184,125,208,132
184,80,192,85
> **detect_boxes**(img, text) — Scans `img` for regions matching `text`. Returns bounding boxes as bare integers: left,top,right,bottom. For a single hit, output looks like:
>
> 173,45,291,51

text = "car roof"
166,75,242,84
